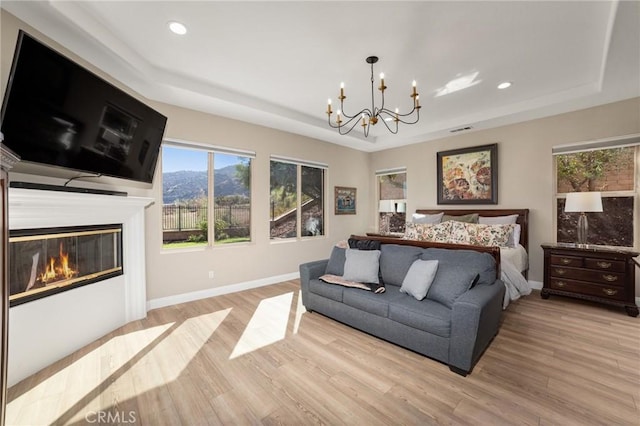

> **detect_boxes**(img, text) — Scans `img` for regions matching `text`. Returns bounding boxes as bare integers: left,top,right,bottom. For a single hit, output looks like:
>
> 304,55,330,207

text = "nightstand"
541,243,639,317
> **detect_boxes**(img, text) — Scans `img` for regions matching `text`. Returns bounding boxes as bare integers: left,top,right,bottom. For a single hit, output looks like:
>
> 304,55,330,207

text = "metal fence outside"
162,204,251,231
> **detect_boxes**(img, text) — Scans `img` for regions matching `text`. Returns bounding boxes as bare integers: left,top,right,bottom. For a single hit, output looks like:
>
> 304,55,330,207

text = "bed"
413,208,531,308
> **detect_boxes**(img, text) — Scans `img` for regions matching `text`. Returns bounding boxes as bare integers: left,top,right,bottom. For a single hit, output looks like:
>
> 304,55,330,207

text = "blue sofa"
299,241,505,375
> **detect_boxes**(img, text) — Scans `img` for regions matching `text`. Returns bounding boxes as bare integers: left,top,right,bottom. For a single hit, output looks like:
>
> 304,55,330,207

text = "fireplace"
9,224,123,306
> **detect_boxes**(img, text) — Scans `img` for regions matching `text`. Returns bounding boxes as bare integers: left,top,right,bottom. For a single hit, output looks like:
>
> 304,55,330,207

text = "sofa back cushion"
379,244,423,286
325,246,346,275
421,248,497,308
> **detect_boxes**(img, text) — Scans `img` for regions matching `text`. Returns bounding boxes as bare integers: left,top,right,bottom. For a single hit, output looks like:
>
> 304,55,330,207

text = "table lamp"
379,200,395,234
564,191,603,246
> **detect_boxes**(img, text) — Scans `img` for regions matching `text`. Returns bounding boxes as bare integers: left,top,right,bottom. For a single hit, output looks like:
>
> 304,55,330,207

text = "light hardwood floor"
6,280,640,425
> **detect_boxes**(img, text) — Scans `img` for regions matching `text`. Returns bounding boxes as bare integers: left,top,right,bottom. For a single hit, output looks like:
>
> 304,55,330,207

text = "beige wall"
370,97,640,283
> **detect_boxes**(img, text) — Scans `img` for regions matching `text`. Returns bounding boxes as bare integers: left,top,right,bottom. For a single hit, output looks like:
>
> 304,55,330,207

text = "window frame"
269,155,327,241
375,167,407,234
552,135,640,249
161,139,255,249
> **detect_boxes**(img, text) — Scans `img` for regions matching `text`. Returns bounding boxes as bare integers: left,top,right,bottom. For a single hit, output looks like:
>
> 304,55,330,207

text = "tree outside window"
556,147,635,247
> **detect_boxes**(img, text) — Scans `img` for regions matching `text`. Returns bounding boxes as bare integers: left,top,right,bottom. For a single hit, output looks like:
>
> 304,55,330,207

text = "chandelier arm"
378,114,399,134
340,114,368,136
379,106,421,125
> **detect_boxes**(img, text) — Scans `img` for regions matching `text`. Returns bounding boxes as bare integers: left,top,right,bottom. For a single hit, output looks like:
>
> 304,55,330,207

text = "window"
376,168,407,234
162,141,254,248
270,156,325,239
554,139,637,248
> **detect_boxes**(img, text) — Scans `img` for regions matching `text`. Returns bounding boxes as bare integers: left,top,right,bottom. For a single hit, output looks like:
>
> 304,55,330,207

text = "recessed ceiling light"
497,81,512,89
168,21,187,35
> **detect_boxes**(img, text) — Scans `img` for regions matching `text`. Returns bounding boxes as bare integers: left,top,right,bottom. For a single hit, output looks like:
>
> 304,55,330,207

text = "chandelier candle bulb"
327,99,332,115
412,80,417,96
340,82,345,100
379,73,386,91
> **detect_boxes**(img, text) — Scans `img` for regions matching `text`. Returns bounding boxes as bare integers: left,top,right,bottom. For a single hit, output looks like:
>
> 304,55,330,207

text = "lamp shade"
396,202,406,213
378,200,395,213
564,192,603,213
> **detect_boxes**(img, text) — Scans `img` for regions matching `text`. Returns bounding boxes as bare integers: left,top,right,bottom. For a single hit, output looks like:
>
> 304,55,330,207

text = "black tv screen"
1,31,167,184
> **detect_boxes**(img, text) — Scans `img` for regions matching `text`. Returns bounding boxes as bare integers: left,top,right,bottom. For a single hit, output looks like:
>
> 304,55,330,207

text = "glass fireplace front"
9,224,123,306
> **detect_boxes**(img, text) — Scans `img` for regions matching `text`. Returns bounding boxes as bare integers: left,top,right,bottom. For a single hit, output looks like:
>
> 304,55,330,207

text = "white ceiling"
2,1,639,152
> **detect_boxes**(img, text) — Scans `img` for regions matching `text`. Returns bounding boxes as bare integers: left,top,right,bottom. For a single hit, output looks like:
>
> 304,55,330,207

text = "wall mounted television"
1,30,167,184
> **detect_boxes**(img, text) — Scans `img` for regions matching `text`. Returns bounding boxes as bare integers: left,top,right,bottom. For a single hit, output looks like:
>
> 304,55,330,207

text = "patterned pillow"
449,222,514,247
404,221,453,243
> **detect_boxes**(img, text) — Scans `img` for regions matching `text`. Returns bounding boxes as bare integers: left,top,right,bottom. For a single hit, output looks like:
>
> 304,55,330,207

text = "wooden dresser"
541,243,639,317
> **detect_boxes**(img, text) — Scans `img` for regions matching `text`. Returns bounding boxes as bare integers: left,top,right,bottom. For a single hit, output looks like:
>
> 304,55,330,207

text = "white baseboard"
146,272,300,311
528,280,543,290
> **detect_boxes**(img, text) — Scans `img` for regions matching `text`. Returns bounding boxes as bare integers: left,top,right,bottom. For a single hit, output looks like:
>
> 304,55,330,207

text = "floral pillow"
404,221,452,243
448,222,515,247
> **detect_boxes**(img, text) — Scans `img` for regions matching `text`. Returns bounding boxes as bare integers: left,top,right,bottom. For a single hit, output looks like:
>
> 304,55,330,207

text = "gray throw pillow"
400,259,439,300
342,248,381,283
325,246,346,275
426,266,479,308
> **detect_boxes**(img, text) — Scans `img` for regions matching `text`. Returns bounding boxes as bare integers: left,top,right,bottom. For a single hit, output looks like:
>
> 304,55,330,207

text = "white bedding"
499,245,532,308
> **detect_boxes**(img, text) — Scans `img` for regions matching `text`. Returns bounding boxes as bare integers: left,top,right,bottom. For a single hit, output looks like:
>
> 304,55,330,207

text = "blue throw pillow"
325,246,346,275
426,266,479,308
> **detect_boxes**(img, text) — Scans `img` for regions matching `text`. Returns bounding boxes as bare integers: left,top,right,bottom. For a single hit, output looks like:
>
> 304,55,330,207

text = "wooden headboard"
415,208,530,253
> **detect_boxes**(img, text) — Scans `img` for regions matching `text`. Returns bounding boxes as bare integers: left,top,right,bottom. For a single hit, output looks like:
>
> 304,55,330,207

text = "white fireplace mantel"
7,187,153,386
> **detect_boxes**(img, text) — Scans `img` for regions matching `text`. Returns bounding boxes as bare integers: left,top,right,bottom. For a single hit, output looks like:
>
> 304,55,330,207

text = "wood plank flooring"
6,280,640,425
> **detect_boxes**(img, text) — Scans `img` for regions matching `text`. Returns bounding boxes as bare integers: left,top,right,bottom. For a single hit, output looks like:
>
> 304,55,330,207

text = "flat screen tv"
1,31,167,184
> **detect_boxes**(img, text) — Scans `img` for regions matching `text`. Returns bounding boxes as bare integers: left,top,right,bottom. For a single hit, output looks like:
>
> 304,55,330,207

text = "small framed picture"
437,143,498,204
334,186,357,215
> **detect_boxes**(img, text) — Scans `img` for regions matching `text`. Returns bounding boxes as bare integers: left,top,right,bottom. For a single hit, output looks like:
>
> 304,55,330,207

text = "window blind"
164,138,256,158
375,166,407,176
270,155,328,169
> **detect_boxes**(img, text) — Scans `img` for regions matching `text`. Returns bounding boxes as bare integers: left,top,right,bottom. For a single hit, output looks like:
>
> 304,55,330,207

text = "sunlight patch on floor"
293,290,305,334
230,292,293,359
6,323,173,426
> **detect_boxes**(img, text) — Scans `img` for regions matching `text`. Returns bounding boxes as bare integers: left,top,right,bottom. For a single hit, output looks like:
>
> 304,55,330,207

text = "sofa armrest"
449,279,505,374
299,259,328,306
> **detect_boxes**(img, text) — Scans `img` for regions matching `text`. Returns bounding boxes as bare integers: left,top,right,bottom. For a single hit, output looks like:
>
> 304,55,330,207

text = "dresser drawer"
549,278,626,301
549,266,625,286
550,254,583,267
584,258,626,272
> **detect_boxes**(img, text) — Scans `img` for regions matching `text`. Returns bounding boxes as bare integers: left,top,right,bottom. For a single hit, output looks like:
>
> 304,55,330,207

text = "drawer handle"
602,288,618,296
596,261,612,269
555,268,567,275
555,281,566,288
560,258,572,265
602,274,618,282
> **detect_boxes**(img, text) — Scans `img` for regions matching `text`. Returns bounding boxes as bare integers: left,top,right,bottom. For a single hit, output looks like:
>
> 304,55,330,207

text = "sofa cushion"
325,246,346,275
343,249,381,283
388,296,452,338
343,287,391,317
400,259,439,301
426,267,480,308
379,244,423,286
421,248,496,286
309,278,343,302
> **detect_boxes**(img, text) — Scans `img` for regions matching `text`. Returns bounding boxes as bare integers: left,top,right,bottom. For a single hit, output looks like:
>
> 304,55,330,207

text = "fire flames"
39,243,78,284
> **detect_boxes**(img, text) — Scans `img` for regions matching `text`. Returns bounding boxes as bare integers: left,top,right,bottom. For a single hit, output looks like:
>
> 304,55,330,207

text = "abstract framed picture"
437,143,498,204
334,186,357,215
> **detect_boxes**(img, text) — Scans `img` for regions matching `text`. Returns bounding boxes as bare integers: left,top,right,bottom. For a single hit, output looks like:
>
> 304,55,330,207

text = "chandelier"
326,56,420,137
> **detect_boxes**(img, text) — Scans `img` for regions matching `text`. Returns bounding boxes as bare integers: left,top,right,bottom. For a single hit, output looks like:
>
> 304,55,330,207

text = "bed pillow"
411,212,444,224
342,248,381,284
442,213,479,223
404,221,453,243
448,222,514,247
478,214,518,225
400,259,439,300
479,214,520,247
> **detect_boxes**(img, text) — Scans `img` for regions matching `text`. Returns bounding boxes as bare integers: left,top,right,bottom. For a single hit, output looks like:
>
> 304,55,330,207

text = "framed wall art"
437,143,498,204
334,186,357,215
